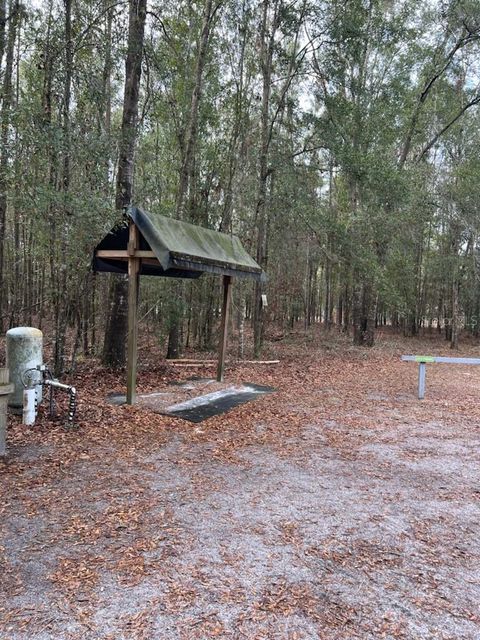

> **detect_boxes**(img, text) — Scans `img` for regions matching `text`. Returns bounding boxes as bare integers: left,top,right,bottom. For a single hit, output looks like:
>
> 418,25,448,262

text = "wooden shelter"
93,207,264,404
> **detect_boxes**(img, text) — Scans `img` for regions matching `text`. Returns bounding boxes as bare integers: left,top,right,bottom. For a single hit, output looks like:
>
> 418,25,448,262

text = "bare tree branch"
416,94,480,162
398,28,478,168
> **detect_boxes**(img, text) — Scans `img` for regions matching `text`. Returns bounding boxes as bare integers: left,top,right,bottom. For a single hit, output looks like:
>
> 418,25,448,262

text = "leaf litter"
1,329,480,638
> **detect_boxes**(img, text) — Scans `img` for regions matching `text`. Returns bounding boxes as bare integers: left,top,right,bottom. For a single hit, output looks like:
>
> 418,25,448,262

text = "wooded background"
1,0,480,374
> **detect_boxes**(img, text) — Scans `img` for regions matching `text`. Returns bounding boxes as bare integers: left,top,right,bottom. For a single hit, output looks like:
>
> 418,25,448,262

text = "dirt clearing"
1,331,480,639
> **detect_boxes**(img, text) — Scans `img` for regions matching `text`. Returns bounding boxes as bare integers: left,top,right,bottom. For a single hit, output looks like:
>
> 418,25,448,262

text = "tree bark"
353,282,375,347
0,0,19,331
167,0,218,359
53,0,73,376
176,0,216,220
253,0,278,358
450,277,459,349
0,0,7,73
102,0,147,367
220,0,247,233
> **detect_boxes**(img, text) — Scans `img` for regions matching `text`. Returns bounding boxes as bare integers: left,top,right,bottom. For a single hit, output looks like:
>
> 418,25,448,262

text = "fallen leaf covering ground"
1,328,480,639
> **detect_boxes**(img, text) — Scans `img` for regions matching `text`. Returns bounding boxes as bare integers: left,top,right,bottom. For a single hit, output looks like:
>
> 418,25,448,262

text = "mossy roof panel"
93,207,264,281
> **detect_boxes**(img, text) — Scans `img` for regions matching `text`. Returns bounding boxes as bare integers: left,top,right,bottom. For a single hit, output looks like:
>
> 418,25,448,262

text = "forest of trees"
0,0,480,374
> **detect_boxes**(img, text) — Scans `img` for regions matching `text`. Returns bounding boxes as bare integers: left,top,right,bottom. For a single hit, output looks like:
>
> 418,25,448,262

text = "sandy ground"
1,331,480,639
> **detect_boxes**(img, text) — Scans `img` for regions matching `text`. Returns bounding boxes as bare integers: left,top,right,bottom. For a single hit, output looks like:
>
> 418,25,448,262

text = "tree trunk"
353,282,375,347
0,0,19,331
450,276,459,349
253,0,277,358
167,0,217,359
53,0,73,376
0,0,7,73
166,323,180,359
176,0,215,220
102,0,147,367
220,0,247,232
10,5,20,327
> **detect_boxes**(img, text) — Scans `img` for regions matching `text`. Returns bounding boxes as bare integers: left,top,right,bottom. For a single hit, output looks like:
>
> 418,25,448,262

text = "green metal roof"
93,207,264,281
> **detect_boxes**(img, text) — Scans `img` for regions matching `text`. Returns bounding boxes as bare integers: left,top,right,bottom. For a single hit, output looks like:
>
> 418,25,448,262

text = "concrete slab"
107,379,275,422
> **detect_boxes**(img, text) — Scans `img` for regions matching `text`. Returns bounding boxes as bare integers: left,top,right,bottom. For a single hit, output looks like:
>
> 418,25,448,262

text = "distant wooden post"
217,275,232,382
126,221,141,404
0,369,14,456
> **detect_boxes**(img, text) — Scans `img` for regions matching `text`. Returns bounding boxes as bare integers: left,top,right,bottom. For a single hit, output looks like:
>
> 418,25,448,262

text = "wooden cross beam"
96,249,155,259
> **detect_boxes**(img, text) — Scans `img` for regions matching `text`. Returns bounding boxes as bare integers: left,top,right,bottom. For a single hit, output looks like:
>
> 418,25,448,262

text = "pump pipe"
21,366,77,428
43,379,77,427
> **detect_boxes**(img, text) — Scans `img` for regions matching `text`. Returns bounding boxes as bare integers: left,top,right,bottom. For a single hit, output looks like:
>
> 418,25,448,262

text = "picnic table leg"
418,362,426,399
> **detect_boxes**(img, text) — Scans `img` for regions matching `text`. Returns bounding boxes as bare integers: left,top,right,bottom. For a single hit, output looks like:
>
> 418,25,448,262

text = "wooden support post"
126,221,141,405
217,275,232,382
0,369,14,456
